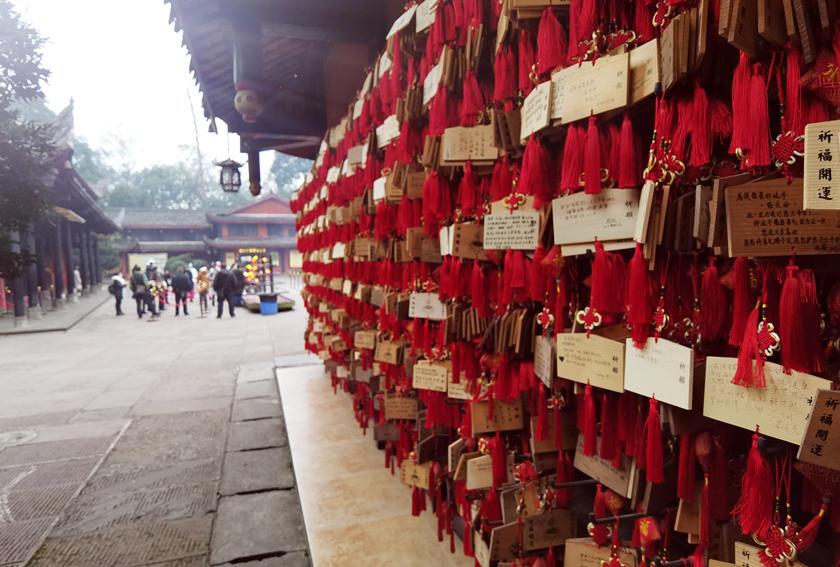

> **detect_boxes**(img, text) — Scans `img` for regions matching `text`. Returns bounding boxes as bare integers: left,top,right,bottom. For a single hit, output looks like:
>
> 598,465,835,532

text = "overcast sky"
11,0,275,176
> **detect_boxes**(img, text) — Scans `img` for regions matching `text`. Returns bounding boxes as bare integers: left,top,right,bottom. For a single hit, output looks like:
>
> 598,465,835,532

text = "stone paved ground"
0,281,313,566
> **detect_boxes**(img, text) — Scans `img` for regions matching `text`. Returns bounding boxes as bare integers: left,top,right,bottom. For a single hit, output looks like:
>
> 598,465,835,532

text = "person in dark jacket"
130,265,156,318
171,267,194,316
213,267,236,318
108,274,126,316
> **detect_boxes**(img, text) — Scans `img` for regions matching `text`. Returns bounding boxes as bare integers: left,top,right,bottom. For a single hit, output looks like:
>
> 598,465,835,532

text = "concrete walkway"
0,291,313,566
0,287,110,336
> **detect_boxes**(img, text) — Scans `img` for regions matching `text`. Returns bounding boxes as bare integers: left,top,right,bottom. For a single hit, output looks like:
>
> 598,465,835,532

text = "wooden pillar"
35,228,48,291
53,220,65,299
92,235,101,283
25,228,39,310
64,221,75,296
9,231,26,320
78,228,90,291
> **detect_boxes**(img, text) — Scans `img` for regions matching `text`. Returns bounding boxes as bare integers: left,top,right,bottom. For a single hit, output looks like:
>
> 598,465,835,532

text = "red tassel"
584,115,603,194
536,384,549,442
493,47,516,104
618,113,638,188
779,262,808,374
546,547,557,567
537,7,567,76
677,433,696,502
799,269,824,374
786,48,803,136
582,384,597,456
645,397,664,483
553,403,564,450
731,429,773,535
627,243,651,348
728,257,752,347
423,171,442,236
491,431,507,487
490,156,512,201
795,503,827,551
518,30,536,95
471,260,489,317
729,52,751,156
391,32,403,96
731,306,765,388
591,483,609,545
690,81,712,167
460,70,484,126
744,64,770,169
463,521,474,556
590,240,627,315
555,451,572,506
600,393,617,460
710,435,729,521
700,473,711,551
412,486,423,516
480,487,502,527
459,161,479,218
560,124,584,193
700,257,726,340
521,135,554,208
634,0,655,42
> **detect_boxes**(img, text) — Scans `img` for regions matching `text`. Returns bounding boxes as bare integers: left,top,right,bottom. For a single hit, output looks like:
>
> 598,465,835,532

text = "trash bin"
259,293,278,315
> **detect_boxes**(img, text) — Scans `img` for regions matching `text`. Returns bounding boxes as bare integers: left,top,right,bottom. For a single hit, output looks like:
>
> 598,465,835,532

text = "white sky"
11,0,275,177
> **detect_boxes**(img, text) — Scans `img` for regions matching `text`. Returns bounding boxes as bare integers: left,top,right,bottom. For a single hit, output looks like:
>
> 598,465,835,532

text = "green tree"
0,0,53,279
268,153,312,198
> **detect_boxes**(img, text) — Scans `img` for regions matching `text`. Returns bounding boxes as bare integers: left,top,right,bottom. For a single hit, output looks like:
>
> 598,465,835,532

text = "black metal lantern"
215,159,243,193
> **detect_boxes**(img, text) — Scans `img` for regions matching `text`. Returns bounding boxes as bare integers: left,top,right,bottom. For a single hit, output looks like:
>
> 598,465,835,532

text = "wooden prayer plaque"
471,398,525,434
703,357,831,444
573,434,639,498
624,337,695,410
400,459,431,489
564,537,638,567
556,332,626,393
383,394,418,421
803,119,840,210
725,177,840,256
797,389,840,472
523,507,575,551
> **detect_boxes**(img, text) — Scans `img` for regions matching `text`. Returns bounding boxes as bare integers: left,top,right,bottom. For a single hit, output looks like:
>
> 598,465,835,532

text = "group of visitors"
107,261,246,320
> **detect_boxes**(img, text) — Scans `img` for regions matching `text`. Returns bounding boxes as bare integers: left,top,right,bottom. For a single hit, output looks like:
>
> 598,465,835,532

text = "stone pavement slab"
0,291,312,566
220,447,294,495
231,398,282,422
209,490,307,565
218,551,310,567
226,418,287,452
235,379,277,400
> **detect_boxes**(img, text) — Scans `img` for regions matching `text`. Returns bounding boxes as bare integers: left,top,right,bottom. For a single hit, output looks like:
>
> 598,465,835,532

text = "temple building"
108,194,299,272
0,105,118,325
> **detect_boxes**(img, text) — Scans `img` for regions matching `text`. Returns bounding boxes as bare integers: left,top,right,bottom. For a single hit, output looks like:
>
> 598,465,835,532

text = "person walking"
213,266,236,318
171,267,193,316
196,266,211,316
108,273,126,316
130,266,155,318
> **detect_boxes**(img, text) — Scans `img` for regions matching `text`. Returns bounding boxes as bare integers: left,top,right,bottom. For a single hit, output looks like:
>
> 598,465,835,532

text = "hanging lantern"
234,89,263,123
215,159,243,193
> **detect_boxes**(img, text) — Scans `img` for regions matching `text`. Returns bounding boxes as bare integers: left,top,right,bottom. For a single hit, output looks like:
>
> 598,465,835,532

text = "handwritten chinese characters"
483,212,540,250
804,119,840,210
624,337,695,410
551,51,629,124
703,357,830,444
552,188,640,245
725,177,840,256
798,389,840,472
555,333,625,393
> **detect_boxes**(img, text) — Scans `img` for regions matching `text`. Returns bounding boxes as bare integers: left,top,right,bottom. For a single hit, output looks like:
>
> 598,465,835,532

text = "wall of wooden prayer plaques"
292,1,840,566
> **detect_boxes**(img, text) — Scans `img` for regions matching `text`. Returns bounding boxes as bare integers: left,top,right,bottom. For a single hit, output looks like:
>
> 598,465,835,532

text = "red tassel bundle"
555,450,573,506
645,397,664,483
731,429,773,535
728,257,752,347
700,257,727,341
731,305,765,388
591,483,609,545
729,52,751,156
582,384,597,456
520,135,554,208
599,393,617,461
493,47,516,104
627,243,651,348
677,433,696,502
459,70,484,126
536,384,549,441
786,48,803,136
690,81,712,167
553,400,564,450
518,30,536,95
618,113,638,188
471,260,489,317
411,485,425,516
536,7,567,76
560,123,583,193
590,240,627,315
798,269,824,374
779,261,808,374
584,115,603,194
458,160,479,218
744,64,771,169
